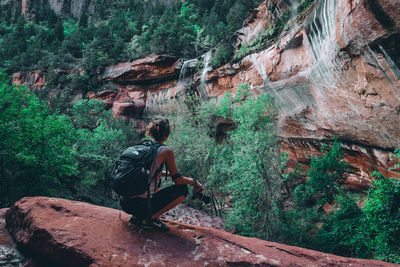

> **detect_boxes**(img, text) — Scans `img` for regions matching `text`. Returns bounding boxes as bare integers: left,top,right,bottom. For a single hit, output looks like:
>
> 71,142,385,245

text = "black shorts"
120,184,188,219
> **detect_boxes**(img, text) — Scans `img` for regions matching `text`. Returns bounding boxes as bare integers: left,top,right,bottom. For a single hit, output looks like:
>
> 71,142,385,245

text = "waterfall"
305,0,340,87
176,58,197,99
199,51,212,99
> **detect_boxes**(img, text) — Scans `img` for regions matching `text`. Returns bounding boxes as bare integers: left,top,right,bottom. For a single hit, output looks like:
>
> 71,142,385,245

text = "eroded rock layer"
201,0,400,187
5,197,397,267
205,0,400,151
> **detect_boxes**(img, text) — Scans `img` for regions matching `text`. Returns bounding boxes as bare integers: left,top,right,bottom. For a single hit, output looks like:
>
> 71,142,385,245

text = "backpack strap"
146,141,166,220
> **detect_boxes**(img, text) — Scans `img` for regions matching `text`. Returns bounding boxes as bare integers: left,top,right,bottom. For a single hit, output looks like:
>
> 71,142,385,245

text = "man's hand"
192,179,204,192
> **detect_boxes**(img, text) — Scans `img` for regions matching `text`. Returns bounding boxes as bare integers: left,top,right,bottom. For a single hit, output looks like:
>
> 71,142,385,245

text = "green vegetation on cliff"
167,86,399,262
279,140,400,263
0,0,261,73
1,67,399,262
168,85,281,239
0,70,139,207
0,0,399,263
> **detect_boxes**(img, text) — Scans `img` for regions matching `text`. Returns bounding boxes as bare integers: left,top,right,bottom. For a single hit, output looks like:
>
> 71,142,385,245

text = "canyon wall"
201,0,400,188
96,0,400,189
11,0,400,190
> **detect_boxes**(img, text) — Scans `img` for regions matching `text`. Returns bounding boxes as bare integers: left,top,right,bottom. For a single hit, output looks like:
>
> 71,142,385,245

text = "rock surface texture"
1,0,181,23
161,204,225,230
5,197,398,267
12,71,45,92
215,0,400,188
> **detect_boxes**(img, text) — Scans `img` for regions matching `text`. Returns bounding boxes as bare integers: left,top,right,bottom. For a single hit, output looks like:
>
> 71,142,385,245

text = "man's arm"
159,147,204,191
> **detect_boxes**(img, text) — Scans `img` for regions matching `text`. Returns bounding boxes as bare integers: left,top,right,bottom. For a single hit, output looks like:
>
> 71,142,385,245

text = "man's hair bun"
146,118,170,142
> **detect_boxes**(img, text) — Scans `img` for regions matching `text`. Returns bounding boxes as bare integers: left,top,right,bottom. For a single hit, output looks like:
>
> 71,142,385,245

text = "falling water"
199,51,212,99
305,0,340,87
176,58,197,99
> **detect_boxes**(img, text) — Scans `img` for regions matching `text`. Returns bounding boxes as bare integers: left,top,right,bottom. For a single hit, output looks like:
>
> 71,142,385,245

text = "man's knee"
176,184,188,198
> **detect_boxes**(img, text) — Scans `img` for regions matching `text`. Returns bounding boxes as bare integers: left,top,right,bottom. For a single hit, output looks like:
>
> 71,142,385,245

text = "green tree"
79,12,88,28
226,1,248,32
14,15,27,52
0,70,78,207
212,90,281,239
46,7,58,27
55,18,64,41
177,2,200,57
71,99,140,200
280,139,400,263
361,172,400,263
168,85,281,239
152,9,176,54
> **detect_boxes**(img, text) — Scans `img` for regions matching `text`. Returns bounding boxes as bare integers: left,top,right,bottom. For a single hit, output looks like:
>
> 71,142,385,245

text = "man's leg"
151,195,185,219
150,184,188,219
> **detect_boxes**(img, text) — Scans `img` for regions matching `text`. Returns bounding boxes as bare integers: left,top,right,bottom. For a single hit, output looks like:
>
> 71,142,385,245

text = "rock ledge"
5,197,397,267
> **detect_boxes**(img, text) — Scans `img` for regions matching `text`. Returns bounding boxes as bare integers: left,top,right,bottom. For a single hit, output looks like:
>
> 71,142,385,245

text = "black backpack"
111,140,164,197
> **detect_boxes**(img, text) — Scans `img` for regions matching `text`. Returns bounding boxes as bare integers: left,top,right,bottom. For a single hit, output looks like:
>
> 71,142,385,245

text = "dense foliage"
0,0,261,73
0,70,139,207
168,85,282,239
279,140,400,263
167,86,399,263
0,0,263,114
0,69,77,205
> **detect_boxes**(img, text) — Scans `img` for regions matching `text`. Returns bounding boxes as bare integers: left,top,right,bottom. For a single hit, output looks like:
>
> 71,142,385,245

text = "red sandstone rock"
161,204,225,230
102,55,180,83
92,90,118,109
5,197,397,267
112,100,146,119
12,71,45,91
280,138,399,193
198,0,400,192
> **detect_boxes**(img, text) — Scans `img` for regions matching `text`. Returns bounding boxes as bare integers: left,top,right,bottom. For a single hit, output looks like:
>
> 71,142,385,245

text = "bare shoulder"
160,146,174,156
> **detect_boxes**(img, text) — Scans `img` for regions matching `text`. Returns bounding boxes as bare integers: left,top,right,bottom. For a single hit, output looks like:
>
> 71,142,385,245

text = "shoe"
141,218,170,232
129,215,142,227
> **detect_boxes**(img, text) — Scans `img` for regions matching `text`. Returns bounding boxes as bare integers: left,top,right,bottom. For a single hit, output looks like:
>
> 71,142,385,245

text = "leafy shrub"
280,140,400,263
361,172,400,263
166,97,219,210
0,69,78,206
72,99,140,187
169,85,282,239
0,72,139,207
214,92,281,239
316,194,367,257
280,139,352,247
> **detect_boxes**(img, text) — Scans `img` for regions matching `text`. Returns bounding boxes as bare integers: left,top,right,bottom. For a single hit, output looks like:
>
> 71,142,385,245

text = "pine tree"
46,7,58,27
15,15,27,52
55,18,64,41
79,12,88,28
